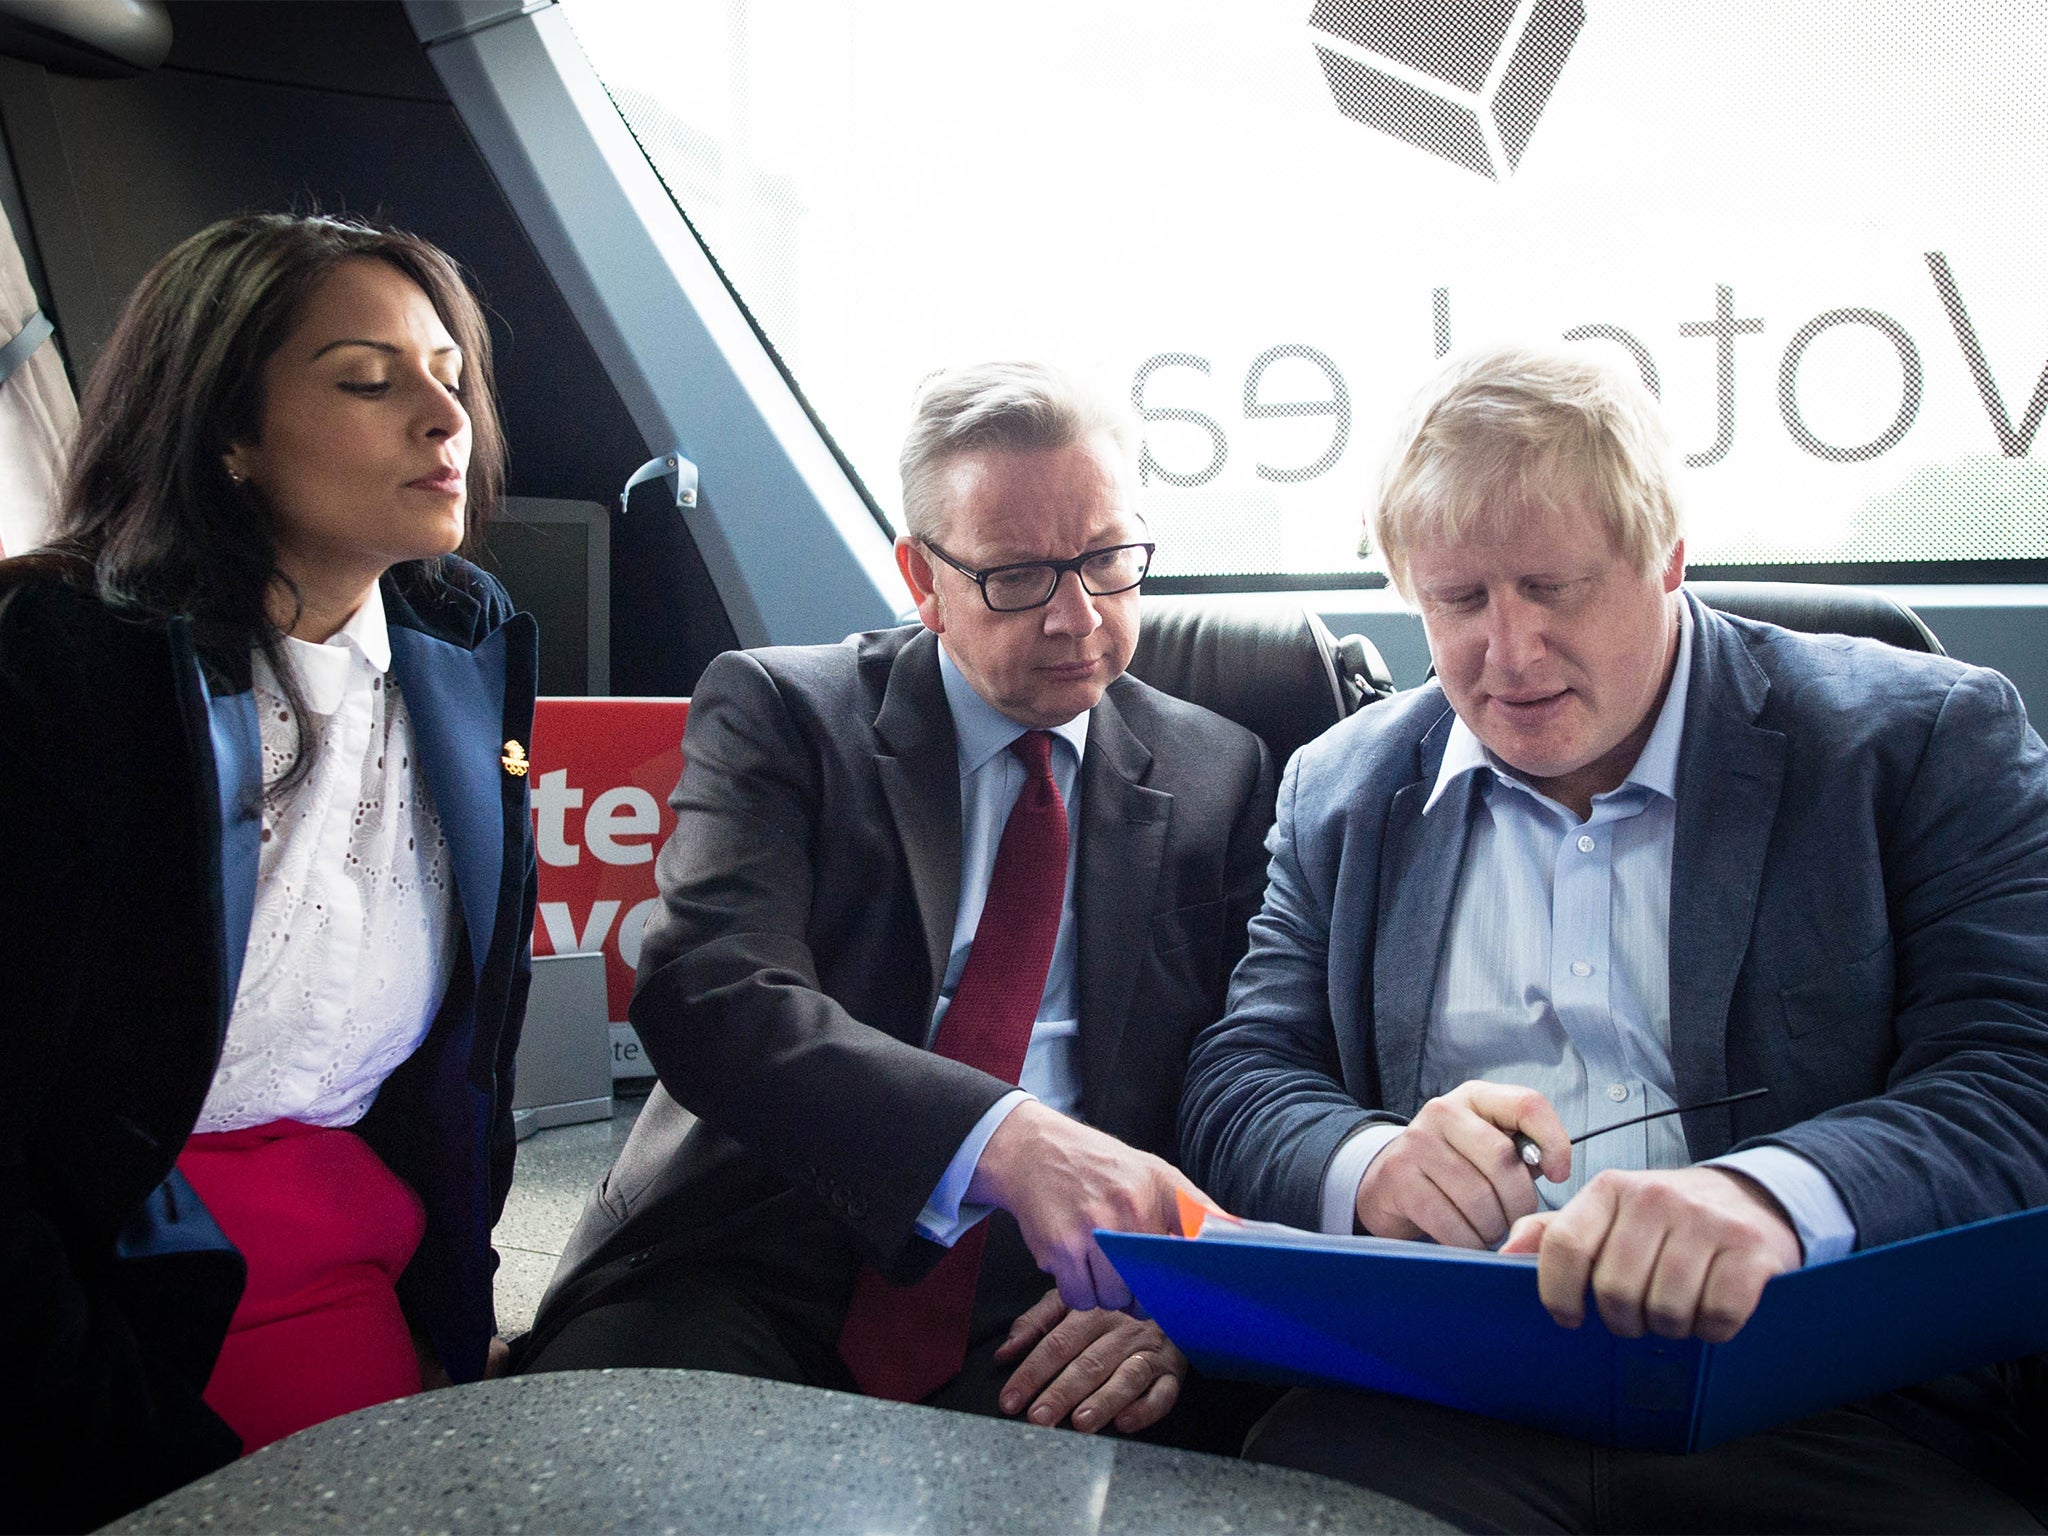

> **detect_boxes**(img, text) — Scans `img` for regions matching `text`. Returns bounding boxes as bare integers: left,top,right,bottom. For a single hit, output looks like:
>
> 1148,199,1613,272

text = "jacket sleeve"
627,649,1014,1277
1180,743,1387,1230
1753,665,2048,1244
489,832,538,1234
477,566,535,1316
0,586,240,1531
484,563,534,1230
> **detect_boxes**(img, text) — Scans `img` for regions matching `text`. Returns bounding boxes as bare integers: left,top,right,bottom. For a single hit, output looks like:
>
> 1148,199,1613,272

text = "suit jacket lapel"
1669,595,1786,1157
871,631,964,1010
205,681,263,1028
389,622,512,990
1371,706,1475,1114
1076,684,1169,1109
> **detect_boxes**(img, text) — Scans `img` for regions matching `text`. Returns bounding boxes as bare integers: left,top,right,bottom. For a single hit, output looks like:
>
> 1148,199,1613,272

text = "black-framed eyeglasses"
921,537,1156,612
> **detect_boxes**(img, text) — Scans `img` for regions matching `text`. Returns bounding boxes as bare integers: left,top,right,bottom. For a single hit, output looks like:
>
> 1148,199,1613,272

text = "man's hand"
967,1100,1199,1310
1501,1167,1802,1342
414,1333,512,1390
1356,1081,1570,1246
412,1330,452,1391
993,1287,1188,1434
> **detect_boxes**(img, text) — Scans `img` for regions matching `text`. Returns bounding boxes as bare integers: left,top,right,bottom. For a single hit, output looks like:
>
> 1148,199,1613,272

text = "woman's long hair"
47,211,507,789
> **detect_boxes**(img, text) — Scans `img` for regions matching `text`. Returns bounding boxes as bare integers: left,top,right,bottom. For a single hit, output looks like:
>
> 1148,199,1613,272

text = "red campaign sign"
528,697,691,1024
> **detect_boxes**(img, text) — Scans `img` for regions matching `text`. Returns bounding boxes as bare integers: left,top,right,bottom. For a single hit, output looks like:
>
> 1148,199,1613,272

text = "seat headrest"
1689,581,1944,656
1128,594,1392,770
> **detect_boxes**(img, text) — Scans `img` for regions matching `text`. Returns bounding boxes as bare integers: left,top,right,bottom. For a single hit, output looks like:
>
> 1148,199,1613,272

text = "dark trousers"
1246,1384,2046,1535
520,1212,1272,1455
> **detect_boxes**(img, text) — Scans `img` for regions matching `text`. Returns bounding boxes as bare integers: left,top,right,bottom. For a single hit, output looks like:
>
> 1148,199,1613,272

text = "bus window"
555,0,2048,592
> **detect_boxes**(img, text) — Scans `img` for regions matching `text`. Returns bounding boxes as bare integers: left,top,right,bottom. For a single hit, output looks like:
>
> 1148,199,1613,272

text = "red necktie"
837,730,1070,1401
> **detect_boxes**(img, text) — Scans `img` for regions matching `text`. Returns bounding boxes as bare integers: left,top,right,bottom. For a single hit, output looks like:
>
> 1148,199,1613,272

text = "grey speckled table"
110,1369,1452,1534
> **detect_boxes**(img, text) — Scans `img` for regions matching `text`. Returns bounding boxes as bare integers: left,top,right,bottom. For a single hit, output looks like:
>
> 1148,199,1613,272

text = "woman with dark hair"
0,212,537,1531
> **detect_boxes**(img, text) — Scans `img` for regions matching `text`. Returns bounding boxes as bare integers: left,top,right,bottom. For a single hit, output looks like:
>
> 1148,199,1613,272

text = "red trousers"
177,1121,425,1453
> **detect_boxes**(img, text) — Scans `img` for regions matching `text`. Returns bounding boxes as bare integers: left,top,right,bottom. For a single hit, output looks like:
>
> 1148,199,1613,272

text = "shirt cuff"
915,1090,1034,1246
1705,1146,1858,1265
1321,1122,1406,1235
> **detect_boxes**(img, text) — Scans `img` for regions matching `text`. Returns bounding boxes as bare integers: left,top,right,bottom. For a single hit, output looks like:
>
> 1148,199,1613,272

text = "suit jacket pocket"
1153,898,1224,957
1777,937,1894,1039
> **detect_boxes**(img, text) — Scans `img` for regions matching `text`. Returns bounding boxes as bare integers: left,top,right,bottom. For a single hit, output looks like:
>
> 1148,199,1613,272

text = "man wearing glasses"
521,362,1275,1446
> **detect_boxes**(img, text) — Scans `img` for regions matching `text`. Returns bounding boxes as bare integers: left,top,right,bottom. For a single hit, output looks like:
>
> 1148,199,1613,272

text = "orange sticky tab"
1175,1186,1235,1237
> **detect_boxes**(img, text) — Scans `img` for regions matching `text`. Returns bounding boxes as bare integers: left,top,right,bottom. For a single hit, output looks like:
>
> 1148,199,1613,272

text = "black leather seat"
1129,594,1394,771
1690,580,1945,655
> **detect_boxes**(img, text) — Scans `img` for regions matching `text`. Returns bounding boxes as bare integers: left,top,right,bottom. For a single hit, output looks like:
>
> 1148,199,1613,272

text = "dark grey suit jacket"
532,625,1274,1338
1181,593,2048,1246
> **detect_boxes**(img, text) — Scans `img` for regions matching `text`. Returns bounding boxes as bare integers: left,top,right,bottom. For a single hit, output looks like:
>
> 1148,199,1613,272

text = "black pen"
1511,1086,1771,1170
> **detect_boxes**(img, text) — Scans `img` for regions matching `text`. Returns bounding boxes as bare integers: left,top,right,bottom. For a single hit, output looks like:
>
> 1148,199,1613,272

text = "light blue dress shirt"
913,642,1091,1244
1321,601,1856,1264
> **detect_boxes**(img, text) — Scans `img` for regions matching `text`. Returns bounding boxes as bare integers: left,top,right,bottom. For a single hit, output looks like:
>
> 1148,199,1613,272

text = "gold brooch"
501,740,529,777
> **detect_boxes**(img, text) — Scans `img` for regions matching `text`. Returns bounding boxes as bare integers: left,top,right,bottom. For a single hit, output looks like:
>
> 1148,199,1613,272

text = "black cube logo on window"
1310,0,1585,180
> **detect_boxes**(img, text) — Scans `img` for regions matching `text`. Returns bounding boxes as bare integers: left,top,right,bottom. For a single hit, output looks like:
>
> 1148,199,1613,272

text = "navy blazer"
0,556,536,1532
1181,593,2048,1247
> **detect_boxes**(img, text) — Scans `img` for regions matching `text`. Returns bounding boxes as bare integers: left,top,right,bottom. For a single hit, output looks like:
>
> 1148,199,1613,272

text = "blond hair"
1370,345,1682,599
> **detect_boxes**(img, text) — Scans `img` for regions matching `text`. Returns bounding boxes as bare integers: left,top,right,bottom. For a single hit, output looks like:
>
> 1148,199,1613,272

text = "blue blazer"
1180,593,2048,1248
0,556,536,1531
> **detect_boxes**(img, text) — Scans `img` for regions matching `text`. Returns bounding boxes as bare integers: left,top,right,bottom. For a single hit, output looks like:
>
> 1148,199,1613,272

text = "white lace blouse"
195,586,458,1132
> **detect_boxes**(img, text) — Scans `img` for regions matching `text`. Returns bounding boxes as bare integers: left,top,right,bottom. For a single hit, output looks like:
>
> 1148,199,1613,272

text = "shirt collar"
1624,594,1692,800
937,639,1092,776
274,582,392,716
1422,593,1693,813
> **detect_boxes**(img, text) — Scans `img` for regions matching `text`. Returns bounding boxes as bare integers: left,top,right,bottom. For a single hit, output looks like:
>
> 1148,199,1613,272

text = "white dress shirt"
1321,600,1856,1264
195,586,458,1132
913,642,1091,1243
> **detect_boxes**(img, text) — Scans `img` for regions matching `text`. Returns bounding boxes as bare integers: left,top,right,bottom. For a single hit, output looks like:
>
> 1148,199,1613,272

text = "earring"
227,469,246,485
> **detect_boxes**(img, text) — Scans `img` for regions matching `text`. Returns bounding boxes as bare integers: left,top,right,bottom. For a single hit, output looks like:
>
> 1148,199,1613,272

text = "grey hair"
898,361,1137,542
1368,344,1684,600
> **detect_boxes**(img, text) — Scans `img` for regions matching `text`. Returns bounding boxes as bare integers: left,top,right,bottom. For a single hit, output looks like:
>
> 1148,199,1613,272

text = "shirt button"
1571,960,1592,977
1607,1083,1629,1103
1577,834,1596,853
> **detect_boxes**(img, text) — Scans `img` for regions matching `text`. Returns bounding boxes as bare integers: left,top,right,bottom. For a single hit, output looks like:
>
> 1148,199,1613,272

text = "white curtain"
0,199,76,557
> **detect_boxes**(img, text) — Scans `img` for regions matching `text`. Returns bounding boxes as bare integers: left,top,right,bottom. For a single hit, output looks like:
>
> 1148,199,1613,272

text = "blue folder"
1097,1203,2048,1452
